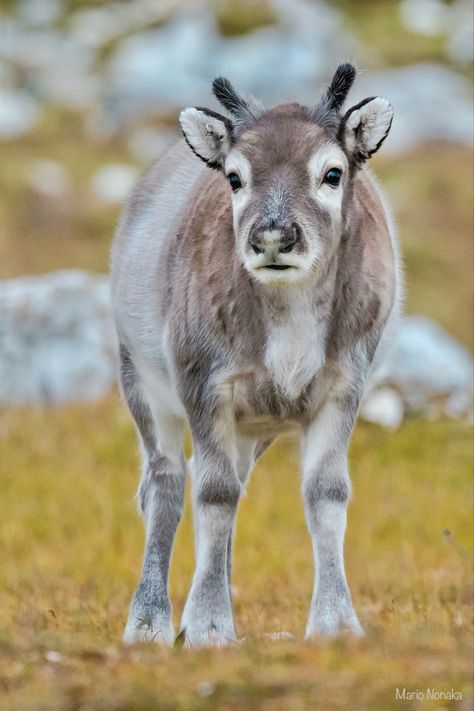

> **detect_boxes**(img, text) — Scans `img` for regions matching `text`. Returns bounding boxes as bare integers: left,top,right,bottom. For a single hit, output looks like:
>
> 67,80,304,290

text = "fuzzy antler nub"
324,63,357,112
212,76,263,126
212,77,247,117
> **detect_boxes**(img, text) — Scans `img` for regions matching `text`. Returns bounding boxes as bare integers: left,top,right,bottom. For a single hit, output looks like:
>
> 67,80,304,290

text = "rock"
400,0,448,36
18,0,62,28
0,271,117,406
195,682,216,698
0,88,40,138
0,60,17,88
69,5,130,49
44,650,63,663
91,164,140,203
127,127,178,163
27,160,71,198
374,316,473,420
104,0,353,125
400,0,473,65
69,1,176,49
360,388,405,430
1,20,98,109
446,0,474,64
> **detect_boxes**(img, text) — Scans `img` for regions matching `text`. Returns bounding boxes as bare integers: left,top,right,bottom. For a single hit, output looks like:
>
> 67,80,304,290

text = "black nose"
249,222,301,255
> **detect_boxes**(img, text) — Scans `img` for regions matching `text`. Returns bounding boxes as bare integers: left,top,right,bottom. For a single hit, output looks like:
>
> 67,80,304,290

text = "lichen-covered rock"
0,87,40,137
0,270,116,405
364,315,473,425
360,388,405,430
104,0,351,122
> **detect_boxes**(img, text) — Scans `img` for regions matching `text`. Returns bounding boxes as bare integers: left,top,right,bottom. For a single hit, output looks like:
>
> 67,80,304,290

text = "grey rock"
18,0,62,27
0,271,117,406
90,164,140,203
0,88,40,137
373,315,473,420
400,0,449,36
360,388,405,430
69,0,177,48
27,160,71,198
127,127,178,163
104,0,353,125
446,0,474,64
1,20,98,109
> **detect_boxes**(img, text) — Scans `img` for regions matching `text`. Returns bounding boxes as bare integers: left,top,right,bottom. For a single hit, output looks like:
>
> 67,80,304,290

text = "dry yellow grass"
0,395,472,710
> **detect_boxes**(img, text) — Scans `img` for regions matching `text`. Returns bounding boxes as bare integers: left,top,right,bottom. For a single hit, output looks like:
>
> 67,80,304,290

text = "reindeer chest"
228,311,331,436
263,313,328,401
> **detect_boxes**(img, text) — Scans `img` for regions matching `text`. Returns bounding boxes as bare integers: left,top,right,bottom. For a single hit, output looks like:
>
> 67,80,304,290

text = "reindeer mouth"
262,264,292,270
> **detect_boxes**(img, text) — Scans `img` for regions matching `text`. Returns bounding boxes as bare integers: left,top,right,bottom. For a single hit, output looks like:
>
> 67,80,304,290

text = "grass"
0,396,472,710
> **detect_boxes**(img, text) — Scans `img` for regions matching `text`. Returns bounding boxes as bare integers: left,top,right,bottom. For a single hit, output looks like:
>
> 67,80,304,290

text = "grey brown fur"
111,64,401,646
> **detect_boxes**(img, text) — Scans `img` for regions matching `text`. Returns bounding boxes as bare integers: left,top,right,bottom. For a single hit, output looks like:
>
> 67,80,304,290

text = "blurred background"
0,0,472,414
0,2,472,710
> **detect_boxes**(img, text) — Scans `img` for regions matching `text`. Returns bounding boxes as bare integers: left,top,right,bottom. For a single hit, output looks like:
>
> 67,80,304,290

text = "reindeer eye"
227,172,242,192
324,168,342,187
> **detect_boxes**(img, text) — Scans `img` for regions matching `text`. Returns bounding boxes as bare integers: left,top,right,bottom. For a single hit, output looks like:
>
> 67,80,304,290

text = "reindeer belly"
230,370,327,438
235,413,300,439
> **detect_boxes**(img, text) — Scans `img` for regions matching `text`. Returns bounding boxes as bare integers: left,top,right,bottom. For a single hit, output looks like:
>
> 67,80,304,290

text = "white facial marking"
224,149,253,236
225,150,252,193
226,149,293,283
307,144,348,239
229,144,349,287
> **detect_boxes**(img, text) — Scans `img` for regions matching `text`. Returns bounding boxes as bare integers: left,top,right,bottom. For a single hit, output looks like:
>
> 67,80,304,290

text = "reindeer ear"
179,107,233,169
342,97,393,166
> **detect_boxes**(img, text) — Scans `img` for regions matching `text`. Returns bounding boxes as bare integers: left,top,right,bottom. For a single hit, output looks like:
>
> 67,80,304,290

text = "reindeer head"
179,64,393,285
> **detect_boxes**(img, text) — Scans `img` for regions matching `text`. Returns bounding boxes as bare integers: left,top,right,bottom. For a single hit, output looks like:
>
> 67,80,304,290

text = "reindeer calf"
111,64,400,646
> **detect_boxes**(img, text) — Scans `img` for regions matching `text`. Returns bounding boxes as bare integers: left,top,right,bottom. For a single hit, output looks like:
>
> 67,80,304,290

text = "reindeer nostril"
278,223,301,254
292,223,301,241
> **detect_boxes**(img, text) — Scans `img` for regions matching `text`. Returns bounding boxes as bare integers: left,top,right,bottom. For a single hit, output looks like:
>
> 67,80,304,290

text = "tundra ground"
0,399,472,711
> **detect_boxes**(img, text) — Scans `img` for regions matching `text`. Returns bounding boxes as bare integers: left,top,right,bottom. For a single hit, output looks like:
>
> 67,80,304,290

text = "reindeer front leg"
180,433,241,647
302,395,364,638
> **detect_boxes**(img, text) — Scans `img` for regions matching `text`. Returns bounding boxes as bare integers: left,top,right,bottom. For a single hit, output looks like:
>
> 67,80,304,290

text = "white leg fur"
302,400,363,638
180,500,237,647
180,441,241,647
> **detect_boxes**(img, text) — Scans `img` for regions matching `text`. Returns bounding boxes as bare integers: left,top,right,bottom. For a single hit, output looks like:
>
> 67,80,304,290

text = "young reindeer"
111,63,400,646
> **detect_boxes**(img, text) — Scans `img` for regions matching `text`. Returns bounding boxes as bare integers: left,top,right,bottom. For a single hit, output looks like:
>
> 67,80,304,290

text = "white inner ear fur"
179,107,231,163
345,97,393,154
